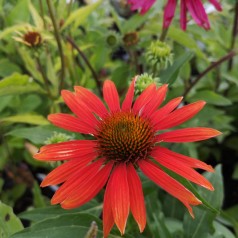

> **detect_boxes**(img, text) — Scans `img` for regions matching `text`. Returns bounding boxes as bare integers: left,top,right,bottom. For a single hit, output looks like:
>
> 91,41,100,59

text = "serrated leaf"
190,90,232,106
0,202,23,238
160,52,194,85
1,114,49,125
183,165,224,238
61,0,103,30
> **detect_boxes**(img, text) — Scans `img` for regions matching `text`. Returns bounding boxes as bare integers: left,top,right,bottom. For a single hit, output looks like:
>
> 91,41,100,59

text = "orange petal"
151,148,214,190
61,90,98,126
34,140,97,161
150,97,183,125
141,84,168,117
51,159,104,205
127,164,146,232
103,170,115,238
40,154,96,187
103,80,120,112
133,83,156,114
157,127,222,143
138,160,202,217
74,86,108,118
121,77,136,111
48,113,97,135
152,147,214,172
155,101,206,130
109,164,130,235
61,162,113,209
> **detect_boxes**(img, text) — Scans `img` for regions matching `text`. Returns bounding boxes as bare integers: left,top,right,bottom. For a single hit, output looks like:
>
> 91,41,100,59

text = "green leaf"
213,221,236,238
167,27,206,59
183,165,224,238
0,59,22,77
19,201,102,222
6,125,78,144
0,23,30,40
0,73,42,97
29,1,44,29
0,202,23,238
1,114,49,125
189,90,232,106
32,181,47,208
160,52,194,85
61,0,103,30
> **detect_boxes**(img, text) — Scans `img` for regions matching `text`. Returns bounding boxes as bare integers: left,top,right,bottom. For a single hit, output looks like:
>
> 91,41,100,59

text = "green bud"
44,132,73,145
135,73,161,96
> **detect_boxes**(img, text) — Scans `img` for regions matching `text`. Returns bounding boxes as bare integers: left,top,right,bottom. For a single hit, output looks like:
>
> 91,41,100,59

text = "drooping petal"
150,97,183,126
180,0,187,30
40,154,96,187
163,0,177,29
103,176,115,238
128,0,155,14
153,146,214,172
157,127,221,143
209,0,222,11
61,162,113,209
51,159,104,205
34,140,97,161
74,86,108,118
47,113,97,135
121,77,136,111
109,164,130,235
61,90,98,126
133,83,156,114
139,160,201,217
155,101,206,130
141,84,168,117
151,148,214,190
127,164,146,232
103,80,120,112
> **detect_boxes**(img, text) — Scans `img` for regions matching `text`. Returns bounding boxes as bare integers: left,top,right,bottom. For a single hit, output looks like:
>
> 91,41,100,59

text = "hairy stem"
46,0,65,93
183,50,237,98
66,36,102,97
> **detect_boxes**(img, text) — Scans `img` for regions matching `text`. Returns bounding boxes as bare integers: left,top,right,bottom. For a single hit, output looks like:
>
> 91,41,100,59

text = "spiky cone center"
123,32,139,46
23,31,42,47
96,111,155,163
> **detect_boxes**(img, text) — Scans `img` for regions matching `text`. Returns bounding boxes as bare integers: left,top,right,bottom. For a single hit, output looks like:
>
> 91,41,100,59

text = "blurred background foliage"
0,0,238,237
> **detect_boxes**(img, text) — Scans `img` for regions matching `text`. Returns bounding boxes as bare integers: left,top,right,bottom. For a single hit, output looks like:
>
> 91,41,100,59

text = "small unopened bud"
44,132,73,145
106,31,120,48
123,31,139,47
146,40,173,70
135,73,161,96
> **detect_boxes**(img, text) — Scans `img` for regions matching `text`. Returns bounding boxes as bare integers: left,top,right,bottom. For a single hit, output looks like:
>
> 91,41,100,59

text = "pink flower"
163,0,222,30
127,0,156,14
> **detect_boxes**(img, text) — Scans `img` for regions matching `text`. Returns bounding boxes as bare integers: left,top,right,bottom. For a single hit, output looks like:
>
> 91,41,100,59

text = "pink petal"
209,0,222,11
157,127,221,143
163,0,177,29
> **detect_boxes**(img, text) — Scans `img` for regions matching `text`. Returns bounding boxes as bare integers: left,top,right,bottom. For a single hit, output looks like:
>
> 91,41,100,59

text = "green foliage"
0,0,237,237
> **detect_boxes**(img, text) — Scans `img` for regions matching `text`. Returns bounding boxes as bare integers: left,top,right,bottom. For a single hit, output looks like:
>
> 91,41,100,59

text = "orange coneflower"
34,77,221,237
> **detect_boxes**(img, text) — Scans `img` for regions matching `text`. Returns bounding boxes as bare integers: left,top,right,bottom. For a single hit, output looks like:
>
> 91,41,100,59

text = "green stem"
38,0,47,29
227,2,238,71
183,50,237,98
46,0,65,94
66,36,103,97
159,27,168,42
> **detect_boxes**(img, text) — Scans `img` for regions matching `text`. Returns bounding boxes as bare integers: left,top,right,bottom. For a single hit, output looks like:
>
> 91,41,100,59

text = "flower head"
163,0,222,30
34,77,221,237
14,30,43,48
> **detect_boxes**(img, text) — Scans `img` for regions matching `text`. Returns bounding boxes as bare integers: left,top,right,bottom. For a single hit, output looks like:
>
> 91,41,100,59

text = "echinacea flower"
127,0,156,14
34,78,221,237
163,0,222,30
